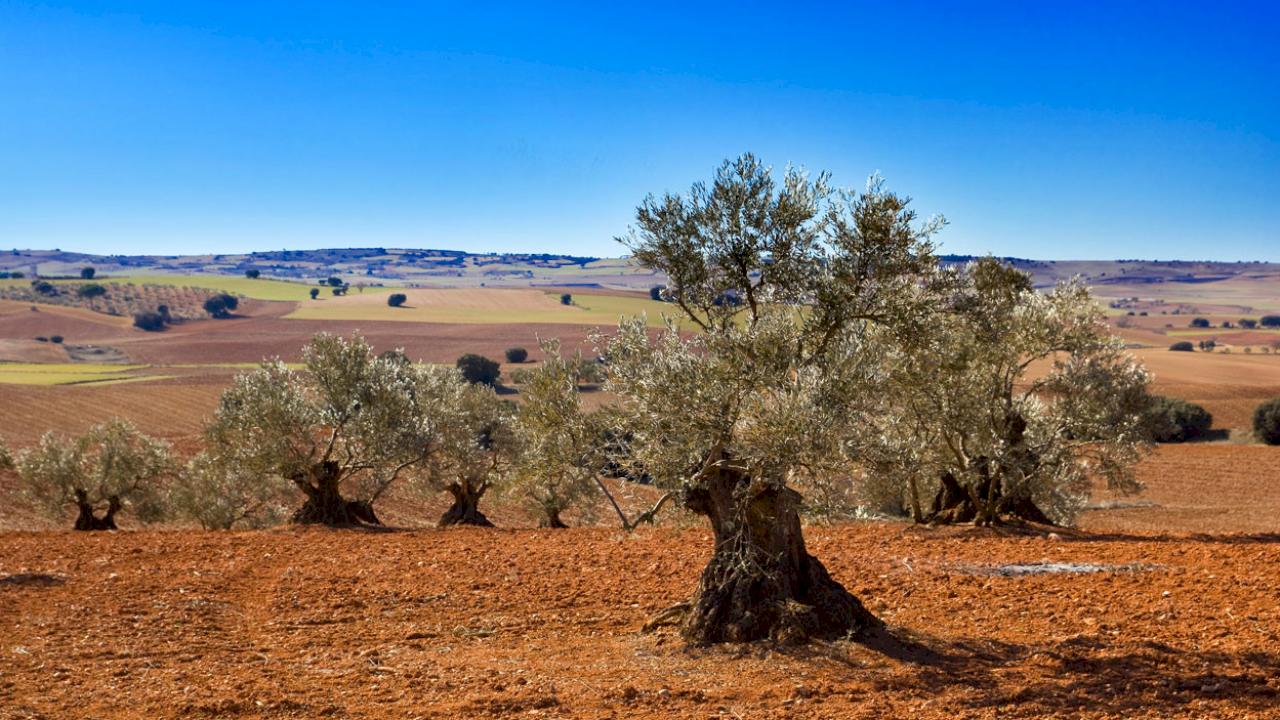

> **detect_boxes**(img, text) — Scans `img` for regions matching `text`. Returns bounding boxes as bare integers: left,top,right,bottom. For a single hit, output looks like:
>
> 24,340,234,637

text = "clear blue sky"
2,1,1277,260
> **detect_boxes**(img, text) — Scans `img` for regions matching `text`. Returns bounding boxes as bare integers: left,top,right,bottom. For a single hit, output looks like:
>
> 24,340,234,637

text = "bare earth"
1,524,1277,720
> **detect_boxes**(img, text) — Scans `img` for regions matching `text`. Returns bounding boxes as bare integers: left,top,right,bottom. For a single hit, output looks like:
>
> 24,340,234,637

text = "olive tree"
203,333,453,526
869,259,1151,526
602,154,942,644
410,381,514,527
16,419,171,530
169,451,290,530
507,341,600,528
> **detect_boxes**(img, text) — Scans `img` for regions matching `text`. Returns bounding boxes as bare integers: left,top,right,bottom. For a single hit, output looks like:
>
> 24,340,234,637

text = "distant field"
0,274,363,302
0,362,151,386
285,288,675,327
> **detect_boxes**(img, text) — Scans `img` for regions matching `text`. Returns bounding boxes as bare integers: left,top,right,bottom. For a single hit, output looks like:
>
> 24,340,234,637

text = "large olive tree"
868,258,1151,525
411,381,514,527
16,419,171,530
603,154,943,644
203,333,454,526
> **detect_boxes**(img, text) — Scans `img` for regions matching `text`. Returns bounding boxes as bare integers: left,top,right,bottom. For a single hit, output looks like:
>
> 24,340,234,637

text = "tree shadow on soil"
790,625,1280,715
897,523,1280,546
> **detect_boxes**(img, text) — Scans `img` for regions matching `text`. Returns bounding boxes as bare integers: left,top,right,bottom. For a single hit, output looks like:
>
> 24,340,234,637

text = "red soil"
1,524,1277,719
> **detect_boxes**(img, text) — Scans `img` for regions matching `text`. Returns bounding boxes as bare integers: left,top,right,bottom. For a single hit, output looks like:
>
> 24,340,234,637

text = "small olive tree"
169,451,290,530
507,341,600,528
603,154,943,644
410,382,514,527
869,259,1151,526
203,333,454,526
16,419,172,530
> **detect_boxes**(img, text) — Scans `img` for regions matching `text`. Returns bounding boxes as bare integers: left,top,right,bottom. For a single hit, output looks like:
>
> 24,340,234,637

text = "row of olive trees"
2,333,600,532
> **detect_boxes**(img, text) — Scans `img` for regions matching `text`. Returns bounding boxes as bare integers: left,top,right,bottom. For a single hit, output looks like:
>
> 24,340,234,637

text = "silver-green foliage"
603,154,944,501
869,259,1152,524
16,419,172,524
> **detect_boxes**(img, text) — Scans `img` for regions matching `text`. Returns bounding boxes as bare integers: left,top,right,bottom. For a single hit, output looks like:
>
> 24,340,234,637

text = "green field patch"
0,363,155,386
0,274,387,302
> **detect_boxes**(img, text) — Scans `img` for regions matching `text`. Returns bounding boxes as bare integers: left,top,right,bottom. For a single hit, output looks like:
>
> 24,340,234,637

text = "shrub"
387,293,408,307
1199,339,1216,351
1169,341,1194,352
203,293,239,318
1145,397,1213,443
504,347,528,363
31,280,56,296
245,269,260,279
1261,315,1280,328
309,288,319,299
1254,398,1280,445
50,335,63,344
649,286,665,301
1189,318,1210,328
133,311,167,331
456,353,500,386
331,286,347,296
560,293,572,305
326,276,344,287
80,267,95,279
1240,318,1258,329
34,336,48,343
77,283,107,298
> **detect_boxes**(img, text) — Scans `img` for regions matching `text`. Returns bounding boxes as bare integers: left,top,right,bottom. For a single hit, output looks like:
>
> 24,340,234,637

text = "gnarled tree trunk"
679,467,879,644
291,461,382,527
438,480,493,527
925,413,1055,526
540,508,568,529
73,491,120,531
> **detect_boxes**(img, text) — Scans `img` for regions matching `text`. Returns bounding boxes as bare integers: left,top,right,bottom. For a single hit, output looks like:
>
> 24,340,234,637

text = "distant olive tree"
1255,398,1280,445
870,259,1151,526
456,353,500,386
16,419,172,530
80,267,95,279
1169,341,1194,352
507,341,600,528
601,155,942,643
387,293,407,307
309,288,319,299
560,293,572,305
133,311,167,331
504,347,528,363
1145,397,1213,443
203,334,456,526
204,293,239,318
245,269,260,279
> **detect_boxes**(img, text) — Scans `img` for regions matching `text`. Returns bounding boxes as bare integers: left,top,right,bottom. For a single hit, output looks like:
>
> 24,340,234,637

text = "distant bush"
387,293,407,307
133,311,167,332
1254,399,1280,445
34,336,48,343
504,347,528,363
649,286,665,301
456,353,500,386
77,283,107,298
245,269,260,279
1240,318,1258,329
1261,315,1280,328
80,267,95,280
203,293,239,318
326,276,344,287
1145,397,1213,443
31,280,56,296
1198,339,1216,352
331,286,347,296
560,293,572,305
50,335,63,344
309,288,319,299
1189,318,1210,328
1168,341,1194,352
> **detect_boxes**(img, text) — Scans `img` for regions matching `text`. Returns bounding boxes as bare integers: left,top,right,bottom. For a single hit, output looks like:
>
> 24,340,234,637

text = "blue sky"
1,1,1277,260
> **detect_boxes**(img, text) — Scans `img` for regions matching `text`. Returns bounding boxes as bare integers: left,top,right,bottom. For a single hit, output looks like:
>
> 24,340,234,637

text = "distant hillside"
3,248,1278,303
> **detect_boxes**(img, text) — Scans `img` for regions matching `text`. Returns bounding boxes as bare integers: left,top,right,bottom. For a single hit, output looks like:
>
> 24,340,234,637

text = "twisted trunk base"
679,468,879,645
73,493,120,531
438,482,493,527
290,462,382,527
540,509,569,529
927,470,1054,526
